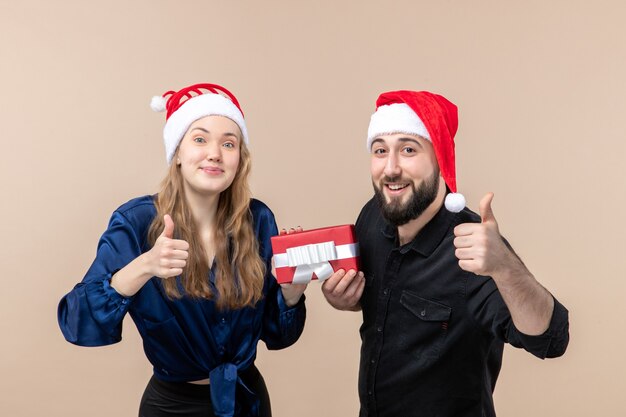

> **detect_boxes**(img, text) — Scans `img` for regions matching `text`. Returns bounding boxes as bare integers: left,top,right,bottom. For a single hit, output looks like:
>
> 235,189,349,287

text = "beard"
373,170,440,226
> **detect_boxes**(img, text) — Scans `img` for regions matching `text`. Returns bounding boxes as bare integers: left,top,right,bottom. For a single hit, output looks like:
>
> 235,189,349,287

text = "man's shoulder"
451,206,481,227
431,206,481,246
355,197,387,242
356,196,380,222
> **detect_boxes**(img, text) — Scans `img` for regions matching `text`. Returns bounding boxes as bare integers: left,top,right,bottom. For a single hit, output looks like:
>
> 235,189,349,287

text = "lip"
384,183,409,195
200,166,224,175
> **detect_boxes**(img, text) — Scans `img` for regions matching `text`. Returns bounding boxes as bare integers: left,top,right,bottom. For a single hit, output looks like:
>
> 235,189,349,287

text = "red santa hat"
367,90,465,213
150,83,248,164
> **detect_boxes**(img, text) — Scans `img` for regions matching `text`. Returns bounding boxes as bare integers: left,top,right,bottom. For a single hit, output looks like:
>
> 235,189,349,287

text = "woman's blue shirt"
58,195,306,416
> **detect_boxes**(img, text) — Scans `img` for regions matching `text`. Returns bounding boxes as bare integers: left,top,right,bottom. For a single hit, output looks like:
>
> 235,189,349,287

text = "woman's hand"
275,226,307,307
111,214,189,297
280,282,308,307
143,214,189,279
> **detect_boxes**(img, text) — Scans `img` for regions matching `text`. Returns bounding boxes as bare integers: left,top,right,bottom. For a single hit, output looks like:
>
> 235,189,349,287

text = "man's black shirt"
355,197,569,417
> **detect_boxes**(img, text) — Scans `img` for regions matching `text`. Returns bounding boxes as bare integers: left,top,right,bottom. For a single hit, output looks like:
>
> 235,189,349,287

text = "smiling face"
370,133,444,225
175,115,241,198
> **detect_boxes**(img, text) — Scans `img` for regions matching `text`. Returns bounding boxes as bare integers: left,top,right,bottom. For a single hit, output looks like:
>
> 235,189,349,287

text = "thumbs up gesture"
453,193,512,277
146,214,190,279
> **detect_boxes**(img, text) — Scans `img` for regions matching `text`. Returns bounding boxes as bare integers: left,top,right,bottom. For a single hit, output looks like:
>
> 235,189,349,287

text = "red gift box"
271,224,360,284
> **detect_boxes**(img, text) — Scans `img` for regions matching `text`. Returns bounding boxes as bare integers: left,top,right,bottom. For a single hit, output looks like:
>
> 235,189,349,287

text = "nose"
383,150,401,179
205,142,222,162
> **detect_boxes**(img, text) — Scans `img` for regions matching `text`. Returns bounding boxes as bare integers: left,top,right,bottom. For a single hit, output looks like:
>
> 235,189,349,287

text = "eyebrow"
397,137,423,148
371,136,423,148
190,127,239,139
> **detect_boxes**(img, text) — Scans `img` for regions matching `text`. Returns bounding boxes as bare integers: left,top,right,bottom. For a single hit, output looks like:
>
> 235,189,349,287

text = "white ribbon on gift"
274,241,359,284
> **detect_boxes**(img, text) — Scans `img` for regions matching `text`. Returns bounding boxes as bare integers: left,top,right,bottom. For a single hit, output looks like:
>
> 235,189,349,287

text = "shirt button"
220,317,226,324
383,288,389,295
370,359,376,364
368,390,373,396
377,326,383,332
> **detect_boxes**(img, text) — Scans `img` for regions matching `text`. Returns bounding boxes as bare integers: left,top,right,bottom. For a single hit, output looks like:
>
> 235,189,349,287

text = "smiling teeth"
388,184,407,190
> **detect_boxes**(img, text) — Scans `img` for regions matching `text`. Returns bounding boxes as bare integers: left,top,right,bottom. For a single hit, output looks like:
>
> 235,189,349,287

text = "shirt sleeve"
57,210,144,346
262,279,307,350
505,296,569,358
466,276,569,359
252,202,307,350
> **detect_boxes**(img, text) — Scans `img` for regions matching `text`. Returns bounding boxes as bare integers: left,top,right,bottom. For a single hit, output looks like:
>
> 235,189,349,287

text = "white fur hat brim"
367,103,430,150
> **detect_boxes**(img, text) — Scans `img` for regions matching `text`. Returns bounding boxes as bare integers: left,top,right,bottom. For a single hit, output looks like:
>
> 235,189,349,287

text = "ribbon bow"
275,241,359,284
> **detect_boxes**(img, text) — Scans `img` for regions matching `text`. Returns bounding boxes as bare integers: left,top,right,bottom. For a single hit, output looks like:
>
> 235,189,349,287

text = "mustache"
380,175,411,184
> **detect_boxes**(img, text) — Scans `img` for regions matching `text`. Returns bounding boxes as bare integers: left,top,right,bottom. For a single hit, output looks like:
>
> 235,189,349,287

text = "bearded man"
321,90,569,417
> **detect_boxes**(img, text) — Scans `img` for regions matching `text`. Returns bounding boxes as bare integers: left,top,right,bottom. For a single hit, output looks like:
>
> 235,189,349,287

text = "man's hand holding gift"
321,268,365,311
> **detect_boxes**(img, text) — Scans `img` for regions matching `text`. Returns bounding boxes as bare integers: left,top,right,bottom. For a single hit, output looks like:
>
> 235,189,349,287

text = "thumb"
479,192,496,224
160,214,175,239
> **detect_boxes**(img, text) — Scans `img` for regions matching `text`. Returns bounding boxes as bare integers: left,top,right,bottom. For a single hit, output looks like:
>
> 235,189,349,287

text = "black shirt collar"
380,204,455,256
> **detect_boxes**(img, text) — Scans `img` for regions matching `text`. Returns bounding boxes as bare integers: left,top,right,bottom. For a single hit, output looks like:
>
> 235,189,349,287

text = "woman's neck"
184,189,219,230
183,188,221,264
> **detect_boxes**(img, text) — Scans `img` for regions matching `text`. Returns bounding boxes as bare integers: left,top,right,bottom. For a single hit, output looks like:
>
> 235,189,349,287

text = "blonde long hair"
147,142,266,310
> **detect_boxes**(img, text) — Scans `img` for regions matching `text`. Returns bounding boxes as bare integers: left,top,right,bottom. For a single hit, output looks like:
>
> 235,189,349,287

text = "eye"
372,147,387,155
402,146,417,154
223,141,235,149
193,136,206,143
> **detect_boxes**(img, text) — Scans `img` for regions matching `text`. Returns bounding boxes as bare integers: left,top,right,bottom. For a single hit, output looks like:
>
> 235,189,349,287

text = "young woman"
58,83,307,417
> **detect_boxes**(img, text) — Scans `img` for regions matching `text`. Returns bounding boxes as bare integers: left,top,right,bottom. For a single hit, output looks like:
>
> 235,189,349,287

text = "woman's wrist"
110,254,153,297
283,294,302,307
280,285,305,307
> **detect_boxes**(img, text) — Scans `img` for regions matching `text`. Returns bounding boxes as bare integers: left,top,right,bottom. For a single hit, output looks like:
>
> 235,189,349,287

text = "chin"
385,191,412,206
187,181,230,197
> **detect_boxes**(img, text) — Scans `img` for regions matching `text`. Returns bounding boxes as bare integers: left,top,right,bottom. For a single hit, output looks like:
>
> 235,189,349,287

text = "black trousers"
139,366,271,417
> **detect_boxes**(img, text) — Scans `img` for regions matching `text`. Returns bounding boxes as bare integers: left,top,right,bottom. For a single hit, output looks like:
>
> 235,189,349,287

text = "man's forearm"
491,254,555,336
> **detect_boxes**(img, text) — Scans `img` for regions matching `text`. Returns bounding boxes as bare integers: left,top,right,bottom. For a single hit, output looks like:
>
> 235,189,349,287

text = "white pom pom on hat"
367,90,465,212
150,95,167,113
150,83,249,164
444,193,466,213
